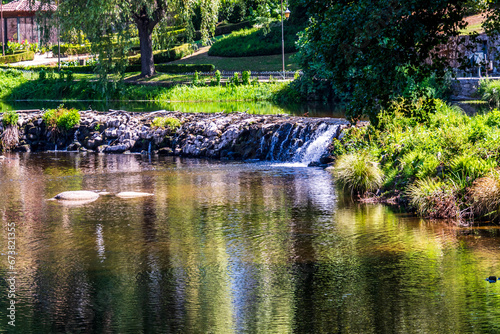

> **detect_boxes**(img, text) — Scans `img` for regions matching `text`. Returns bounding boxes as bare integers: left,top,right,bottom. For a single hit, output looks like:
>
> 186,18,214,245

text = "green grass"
460,23,484,35
333,99,500,220
0,69,289,103
208,25,300,57
171,46,299,72
331,152,384,195
158,82,288,102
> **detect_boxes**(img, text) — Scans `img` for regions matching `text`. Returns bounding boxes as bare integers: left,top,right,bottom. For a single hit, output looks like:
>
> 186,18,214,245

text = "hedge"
125,63,215,73
194,21,253,40
51,44,91,56
129,44,193,65
0,63,214,74
0,51,35,64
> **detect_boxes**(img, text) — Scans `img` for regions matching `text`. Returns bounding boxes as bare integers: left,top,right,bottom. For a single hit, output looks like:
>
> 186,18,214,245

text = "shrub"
0,50,35,64
125,63,215,73
479,79,500,108
42,107,80,133
128,44,194,65
406,178,459,218
331,152,384,195
2,110,19,127
213,70,221,86
467,172,500,220
0,111,19,151
242,71,251,85
51,43,91,56
151,117,181,130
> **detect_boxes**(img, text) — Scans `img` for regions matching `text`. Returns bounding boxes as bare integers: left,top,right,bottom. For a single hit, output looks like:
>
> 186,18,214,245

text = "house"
0,0,57,46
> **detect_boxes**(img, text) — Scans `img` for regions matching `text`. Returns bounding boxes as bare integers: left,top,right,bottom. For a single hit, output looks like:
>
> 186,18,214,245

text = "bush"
467,172,500,220
479,79,500,108
128,44,193,65
406,178,459,218
125,63,215,73
151,117,181,130
331,152,384,195
0,110,19,151
242,71,251,85
51,44,91,56
2,110,19,127
42,107,80,133
208,25,300,57
0,51,35,64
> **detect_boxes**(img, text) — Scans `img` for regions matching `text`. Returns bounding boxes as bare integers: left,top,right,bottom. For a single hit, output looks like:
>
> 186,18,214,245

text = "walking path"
9,52,93,66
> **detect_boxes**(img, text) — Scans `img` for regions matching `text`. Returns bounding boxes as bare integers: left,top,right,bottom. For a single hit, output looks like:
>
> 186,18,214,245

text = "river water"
0,100,346,118
1,153,500,333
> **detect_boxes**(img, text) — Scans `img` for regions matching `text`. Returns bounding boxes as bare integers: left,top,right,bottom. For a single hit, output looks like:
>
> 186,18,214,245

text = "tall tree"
297,0,471,124
35,0,220,78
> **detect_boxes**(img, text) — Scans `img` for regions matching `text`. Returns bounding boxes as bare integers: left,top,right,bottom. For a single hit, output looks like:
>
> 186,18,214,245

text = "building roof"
2,0,56,13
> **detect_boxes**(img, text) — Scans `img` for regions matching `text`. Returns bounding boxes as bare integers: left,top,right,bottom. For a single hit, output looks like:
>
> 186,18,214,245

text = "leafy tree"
297,0,471,125
33,0,220,78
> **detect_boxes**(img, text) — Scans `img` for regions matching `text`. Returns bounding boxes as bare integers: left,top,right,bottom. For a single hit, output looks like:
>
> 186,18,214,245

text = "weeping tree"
33,0,220,78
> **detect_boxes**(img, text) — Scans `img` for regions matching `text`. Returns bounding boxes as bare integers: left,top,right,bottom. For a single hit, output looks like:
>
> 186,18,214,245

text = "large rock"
53,191,99,201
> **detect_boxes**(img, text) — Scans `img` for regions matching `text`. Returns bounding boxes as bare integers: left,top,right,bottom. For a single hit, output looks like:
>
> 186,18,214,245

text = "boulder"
116,192,154,198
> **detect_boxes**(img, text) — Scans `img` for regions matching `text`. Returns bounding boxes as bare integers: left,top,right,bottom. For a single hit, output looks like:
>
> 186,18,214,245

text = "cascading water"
266,122,340,165
292,123,340,165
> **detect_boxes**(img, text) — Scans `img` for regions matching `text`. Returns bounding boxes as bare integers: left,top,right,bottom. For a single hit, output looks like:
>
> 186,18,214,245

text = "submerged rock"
116,192,154,198
52,191,99,202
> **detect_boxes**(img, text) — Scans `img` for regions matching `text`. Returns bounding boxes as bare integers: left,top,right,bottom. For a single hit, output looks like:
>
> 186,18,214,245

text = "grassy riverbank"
0,69,288,103
331,98,500,222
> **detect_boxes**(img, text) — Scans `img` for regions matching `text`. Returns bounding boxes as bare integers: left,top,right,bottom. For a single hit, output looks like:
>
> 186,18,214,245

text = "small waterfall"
266,124,283,160
148,142,152,155
54,144,57,151
74,129,80,142
292,123,339,165
264,122,340,165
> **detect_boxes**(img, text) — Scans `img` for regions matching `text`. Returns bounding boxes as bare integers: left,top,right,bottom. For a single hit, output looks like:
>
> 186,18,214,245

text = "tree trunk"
137,21,155,77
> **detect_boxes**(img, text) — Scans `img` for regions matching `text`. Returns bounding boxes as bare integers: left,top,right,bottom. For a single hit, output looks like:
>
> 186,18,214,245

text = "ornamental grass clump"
332,152,384,195
0,110,19,151
151,116,181,130
467,171,500,220
406,178,460,219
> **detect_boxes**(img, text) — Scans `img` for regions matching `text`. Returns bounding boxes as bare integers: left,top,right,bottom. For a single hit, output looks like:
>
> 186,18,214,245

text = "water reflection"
0,100,345,118
1,153,500,333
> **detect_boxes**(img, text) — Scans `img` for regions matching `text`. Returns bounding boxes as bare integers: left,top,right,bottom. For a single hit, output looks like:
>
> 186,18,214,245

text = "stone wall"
0,110,349,165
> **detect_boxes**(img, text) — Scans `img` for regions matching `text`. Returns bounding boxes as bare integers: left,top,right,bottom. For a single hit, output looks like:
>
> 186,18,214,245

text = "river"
1,153,500,333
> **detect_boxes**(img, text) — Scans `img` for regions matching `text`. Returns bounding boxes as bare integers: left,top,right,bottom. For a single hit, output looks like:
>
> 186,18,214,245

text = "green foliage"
129,44,194,65
331,152,384,195
298,0,470,123
242,71,251,85
51,44,91,56
214,70,221,86
151,117,182,130
208,25,300,57
332,99,500,220
468,172,500,220
405,178,459,218
2,110,19,127
0,51,35,64
42,107,80,132
479,79,500,108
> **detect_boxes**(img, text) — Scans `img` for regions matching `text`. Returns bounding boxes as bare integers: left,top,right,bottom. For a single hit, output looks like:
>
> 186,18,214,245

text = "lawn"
169,46,300,72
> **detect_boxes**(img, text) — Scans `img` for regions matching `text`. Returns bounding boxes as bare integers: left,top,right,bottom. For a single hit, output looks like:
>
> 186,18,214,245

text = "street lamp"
281,0,290,79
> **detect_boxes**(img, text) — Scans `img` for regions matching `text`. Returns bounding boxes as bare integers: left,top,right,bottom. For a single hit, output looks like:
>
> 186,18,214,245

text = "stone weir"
1,110,350,165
